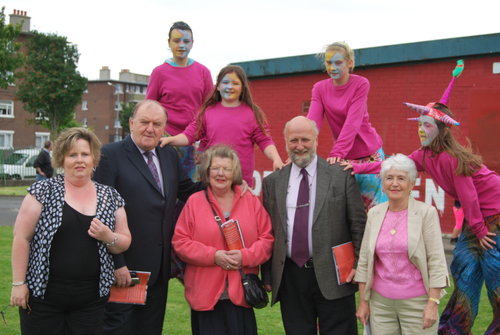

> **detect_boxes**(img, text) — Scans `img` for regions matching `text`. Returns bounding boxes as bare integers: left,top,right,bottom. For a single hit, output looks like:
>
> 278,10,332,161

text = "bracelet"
428,297,440,305
105,234,118,247
12,281,27,287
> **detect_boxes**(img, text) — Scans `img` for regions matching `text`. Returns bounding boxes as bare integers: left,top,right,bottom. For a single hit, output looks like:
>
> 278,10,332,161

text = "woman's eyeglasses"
210,166,233,174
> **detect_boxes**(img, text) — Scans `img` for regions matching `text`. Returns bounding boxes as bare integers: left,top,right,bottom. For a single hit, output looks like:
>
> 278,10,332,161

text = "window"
0,100,14,117
0,131,14,149
35,132,50,148
115,84,123,94
82,100,88,111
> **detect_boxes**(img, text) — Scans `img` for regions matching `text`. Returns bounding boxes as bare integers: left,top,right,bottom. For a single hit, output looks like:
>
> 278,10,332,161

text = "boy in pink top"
146,21,213,180
307,42,386,211
160,65,283,187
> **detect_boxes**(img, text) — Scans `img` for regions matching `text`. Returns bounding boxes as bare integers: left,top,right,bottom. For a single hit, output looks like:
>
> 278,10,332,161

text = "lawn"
0,224,493,334
0,186,27,197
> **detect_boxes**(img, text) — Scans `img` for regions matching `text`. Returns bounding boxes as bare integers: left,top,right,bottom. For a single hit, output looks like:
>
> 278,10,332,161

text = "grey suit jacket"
262,157,366,304
354,197,449,300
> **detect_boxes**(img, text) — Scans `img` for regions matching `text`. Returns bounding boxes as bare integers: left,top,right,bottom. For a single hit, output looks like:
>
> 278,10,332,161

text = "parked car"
0,148,40,180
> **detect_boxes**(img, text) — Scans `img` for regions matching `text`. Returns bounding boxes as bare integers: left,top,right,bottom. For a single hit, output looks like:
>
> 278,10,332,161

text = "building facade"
233,33,500,231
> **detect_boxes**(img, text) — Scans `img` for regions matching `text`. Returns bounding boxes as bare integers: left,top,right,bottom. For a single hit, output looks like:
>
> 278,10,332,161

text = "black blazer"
93,136,202,285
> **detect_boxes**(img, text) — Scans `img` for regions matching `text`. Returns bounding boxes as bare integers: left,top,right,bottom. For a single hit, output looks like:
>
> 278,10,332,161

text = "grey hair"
380,154,418,183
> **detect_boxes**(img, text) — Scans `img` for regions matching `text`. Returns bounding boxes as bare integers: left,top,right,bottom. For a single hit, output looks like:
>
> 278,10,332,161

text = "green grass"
0,225,493,334
0,186,27,197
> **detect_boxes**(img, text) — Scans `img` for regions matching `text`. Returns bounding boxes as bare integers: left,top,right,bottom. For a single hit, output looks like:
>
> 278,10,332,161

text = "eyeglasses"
210,166,233,174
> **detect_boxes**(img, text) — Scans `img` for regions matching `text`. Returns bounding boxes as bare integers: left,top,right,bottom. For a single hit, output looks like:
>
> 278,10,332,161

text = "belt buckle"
303,258,313,268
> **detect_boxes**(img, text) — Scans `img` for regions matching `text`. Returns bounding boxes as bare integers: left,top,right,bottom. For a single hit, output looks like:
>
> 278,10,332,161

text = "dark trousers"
191,300,257,335
19,280,107,335
279,258,357,335
102,276,168,335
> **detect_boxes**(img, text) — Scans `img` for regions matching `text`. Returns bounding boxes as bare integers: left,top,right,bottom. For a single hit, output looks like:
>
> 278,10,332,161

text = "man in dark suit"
33,140,53,181
94,100,202,335
262,116,366,334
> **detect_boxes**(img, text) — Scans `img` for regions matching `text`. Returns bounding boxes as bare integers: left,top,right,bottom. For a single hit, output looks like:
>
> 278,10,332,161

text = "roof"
232,33,500,78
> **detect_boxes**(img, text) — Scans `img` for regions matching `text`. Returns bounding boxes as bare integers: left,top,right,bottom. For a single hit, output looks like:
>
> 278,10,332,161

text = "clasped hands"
214,250,242,270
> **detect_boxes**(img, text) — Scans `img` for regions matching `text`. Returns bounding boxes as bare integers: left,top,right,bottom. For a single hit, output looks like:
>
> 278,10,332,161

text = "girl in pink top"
160,65,283,187
146,21,213,180
349,70,499,333
307,41,386,211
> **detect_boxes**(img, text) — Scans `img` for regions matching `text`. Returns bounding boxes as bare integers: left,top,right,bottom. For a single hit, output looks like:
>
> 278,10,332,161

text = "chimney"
100,66,111,80
119,69,133,82
9,9,31,33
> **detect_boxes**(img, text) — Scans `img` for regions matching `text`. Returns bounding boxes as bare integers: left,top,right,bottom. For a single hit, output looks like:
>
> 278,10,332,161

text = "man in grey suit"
262,116,366,334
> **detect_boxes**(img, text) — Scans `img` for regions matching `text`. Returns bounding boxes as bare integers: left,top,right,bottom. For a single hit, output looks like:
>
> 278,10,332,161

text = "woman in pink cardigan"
307,41,386,211
172,145,274,335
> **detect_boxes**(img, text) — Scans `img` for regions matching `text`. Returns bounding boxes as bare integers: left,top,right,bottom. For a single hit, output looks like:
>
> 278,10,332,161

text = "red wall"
249,56,500,233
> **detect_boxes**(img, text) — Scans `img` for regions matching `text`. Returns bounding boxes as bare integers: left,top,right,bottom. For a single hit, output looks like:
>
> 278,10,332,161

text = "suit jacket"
93,136,202,285
262,157,366,304
354,197,449,300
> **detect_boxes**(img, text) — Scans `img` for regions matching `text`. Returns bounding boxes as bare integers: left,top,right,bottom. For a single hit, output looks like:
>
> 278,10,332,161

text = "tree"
0,7,23,88
119,101,136,136
16,31,87,136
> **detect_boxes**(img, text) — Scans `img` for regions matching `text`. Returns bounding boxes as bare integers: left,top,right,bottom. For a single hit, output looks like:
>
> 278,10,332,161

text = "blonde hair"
52,127,102,169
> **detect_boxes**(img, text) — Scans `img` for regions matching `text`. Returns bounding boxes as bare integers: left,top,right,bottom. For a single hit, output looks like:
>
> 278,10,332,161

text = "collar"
291,155,318,180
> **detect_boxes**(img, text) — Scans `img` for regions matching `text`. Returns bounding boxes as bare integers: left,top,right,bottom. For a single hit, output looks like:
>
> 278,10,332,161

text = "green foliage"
0,7,24,89
119,102,136,136
16,31,87,137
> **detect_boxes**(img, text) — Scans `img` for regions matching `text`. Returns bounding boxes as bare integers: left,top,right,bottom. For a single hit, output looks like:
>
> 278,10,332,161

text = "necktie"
144,151,161,189
291,168,310,267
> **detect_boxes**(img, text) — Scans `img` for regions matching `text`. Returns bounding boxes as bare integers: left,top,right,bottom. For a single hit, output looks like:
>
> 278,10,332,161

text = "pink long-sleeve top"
182,102,275,186
172,186,274,311
353,149,500,239
307,75,383,159
146,61,213,135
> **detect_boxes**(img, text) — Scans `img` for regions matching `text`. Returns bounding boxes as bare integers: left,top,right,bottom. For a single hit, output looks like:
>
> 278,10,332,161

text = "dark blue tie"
291,168,310,267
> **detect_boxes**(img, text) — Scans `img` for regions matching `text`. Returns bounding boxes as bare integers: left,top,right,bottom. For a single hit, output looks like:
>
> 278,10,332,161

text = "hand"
356,300,370,325
226,249,242,268
273,159,284,171
479,232,496,250
114,266,132,287
422,300,438,329
340,161,355,175
240,180,251,196
10,284,29,309
346,269,356,283
214,250,240,270
88,218,113,243
327,156,344,164
264,284,272,292
159,136,172,148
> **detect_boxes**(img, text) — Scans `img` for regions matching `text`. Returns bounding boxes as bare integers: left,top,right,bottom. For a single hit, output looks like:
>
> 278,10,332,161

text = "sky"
4,0,500,81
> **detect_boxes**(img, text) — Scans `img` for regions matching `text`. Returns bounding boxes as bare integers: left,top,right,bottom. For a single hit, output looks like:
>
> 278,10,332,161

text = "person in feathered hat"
345,60,500,335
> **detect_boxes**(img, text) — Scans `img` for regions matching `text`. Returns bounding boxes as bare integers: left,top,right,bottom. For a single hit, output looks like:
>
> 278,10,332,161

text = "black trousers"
191,300,257,335
279,258,357,335
19,279,107,335
102,275,168,335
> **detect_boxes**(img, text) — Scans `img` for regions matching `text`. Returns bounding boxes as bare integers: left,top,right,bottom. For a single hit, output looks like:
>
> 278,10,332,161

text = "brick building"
233,33,500,232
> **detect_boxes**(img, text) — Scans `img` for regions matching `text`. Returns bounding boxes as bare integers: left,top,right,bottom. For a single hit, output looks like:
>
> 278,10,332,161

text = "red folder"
220,219,245,250
109,271,151,305
331,242,355,285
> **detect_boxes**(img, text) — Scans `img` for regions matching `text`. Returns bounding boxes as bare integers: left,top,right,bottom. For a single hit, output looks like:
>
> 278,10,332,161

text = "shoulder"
410,198,437,215
264,165,290,184
191,61,211,74
313,78,331,90
367,202,387,218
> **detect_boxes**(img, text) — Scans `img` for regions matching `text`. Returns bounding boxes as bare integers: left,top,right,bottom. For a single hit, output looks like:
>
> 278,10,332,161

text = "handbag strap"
204,189,246,278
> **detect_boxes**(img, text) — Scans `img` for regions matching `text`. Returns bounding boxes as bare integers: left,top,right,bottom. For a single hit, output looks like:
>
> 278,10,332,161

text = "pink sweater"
172,186,274,311
353,149,500,239
146,61,213,135
307,75,383,159
183,102,275,186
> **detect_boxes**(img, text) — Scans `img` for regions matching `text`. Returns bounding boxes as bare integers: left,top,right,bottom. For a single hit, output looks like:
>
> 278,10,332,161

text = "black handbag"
204,190,269,309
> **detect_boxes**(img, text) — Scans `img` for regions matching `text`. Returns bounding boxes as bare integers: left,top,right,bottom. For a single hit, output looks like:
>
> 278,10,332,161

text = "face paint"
217,72,242,105
418,115,439,146
168,29,193,59
324,51,350,81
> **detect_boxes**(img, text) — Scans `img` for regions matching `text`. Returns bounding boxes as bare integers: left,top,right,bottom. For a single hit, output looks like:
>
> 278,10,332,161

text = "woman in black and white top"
10,127,131,335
